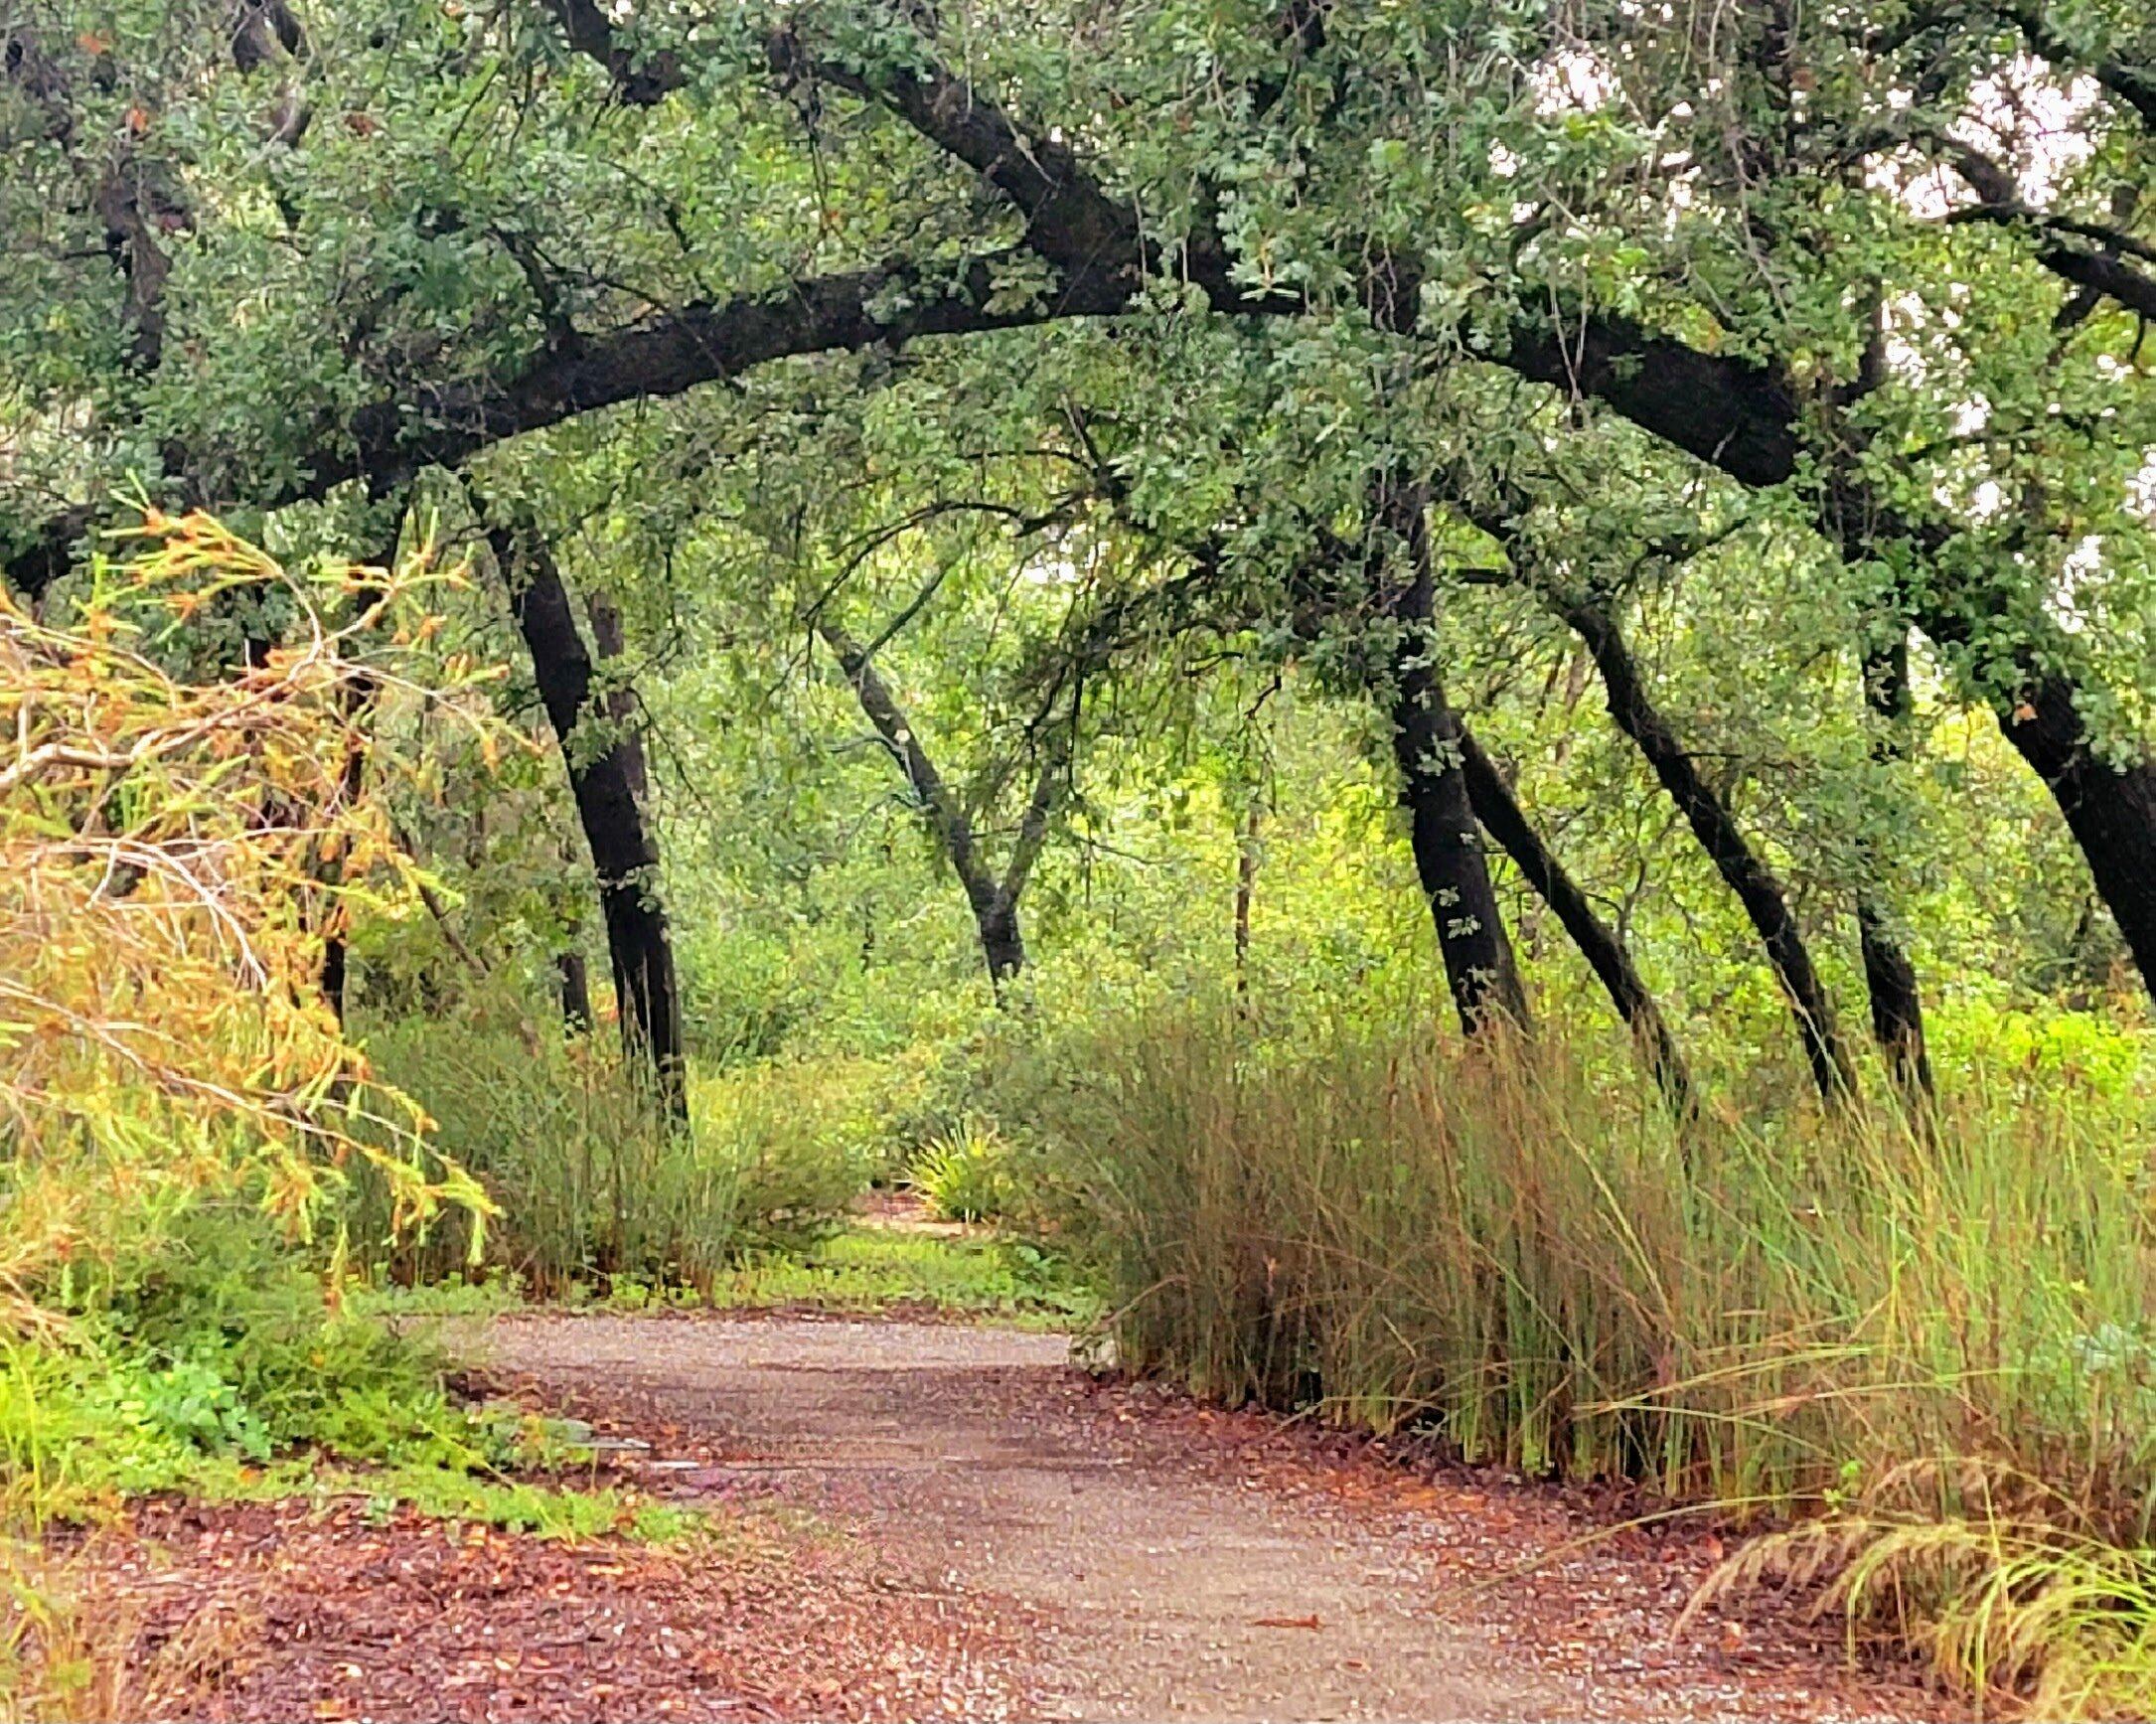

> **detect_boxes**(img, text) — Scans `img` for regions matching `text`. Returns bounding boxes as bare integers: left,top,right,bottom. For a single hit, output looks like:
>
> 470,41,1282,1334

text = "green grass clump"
908,1118,1018,1224
349,1005,873,1294
289,1465,715,1544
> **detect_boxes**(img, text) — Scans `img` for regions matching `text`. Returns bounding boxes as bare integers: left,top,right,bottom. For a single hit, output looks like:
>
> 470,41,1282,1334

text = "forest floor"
56,1260,1966,1722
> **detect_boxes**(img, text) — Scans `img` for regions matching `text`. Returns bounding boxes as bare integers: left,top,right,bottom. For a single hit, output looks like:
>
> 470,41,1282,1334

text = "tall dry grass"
351,1012,873,1293
1014,1005,2156,1712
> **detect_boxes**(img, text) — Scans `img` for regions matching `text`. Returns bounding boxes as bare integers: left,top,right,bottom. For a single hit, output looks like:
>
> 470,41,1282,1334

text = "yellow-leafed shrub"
0,513,492,1323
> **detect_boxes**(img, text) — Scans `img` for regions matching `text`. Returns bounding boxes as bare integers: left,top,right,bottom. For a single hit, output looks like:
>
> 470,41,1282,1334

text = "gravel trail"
483,1313,1945,1723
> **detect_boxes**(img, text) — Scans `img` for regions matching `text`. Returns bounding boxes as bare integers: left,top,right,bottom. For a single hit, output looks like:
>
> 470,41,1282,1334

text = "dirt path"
483,1313,1944,1723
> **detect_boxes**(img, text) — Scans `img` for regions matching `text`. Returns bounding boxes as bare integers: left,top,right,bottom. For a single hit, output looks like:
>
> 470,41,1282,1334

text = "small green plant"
908,1118,1016,1224
285,1465,715,1544
0,1207,495,1527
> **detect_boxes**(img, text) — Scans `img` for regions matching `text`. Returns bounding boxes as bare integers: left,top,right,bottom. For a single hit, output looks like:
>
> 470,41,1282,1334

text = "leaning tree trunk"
491,524,685,1116
1459,727,1694,1115
1550,588,1860,1106
818,620,1059,995
1996,681,2156,1000
1372,474,1529,1031
1857,638,1935,1111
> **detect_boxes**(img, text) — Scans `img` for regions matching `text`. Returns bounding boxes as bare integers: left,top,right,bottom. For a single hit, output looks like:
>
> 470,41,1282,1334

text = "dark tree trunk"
556,943,593,1032
978,900,1026,990
1997,678,2156,995
319,687,369,1021
1459,727,1694,1114
1551,588,1860,1105
318,509,406,1022
1371,475,1529,1031
1858,902,1931,1102
1857,640,1935,1110
1233,800,1260,999
818,620,1063,995
492,524,685,1116
320,677,377,1022
321,923,354,1021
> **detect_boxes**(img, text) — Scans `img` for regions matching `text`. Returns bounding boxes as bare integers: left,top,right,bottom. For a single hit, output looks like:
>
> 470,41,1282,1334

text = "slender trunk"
1233,800,1260,999
1459,727,1694,1115
818,620,1055,993
1551,588,1860,1105
1857,640,1935,1109
491,524,685,1115
319,509,406,1020
320,659,380,1022
320,911,355,1021
319,705,369,1022
557,944,593,1032
1372,474,1529,1030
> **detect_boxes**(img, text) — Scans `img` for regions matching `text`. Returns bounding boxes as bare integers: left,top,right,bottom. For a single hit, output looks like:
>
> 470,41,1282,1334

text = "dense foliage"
4,0,2155,1713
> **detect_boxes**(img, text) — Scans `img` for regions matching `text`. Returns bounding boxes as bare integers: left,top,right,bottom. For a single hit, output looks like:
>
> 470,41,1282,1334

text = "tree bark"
319,506,407,1022
1857,639,1935,1109
1233,799,1260,999
1372,475,1529,1031
556,943,593,1032
1550,587,1860,1105
1994,680,2156,995
1459,728,1694,1114
491,523,685,1114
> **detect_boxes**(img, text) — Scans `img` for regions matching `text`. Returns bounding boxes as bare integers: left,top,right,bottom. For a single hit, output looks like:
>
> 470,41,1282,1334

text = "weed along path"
483,1313,1948,1723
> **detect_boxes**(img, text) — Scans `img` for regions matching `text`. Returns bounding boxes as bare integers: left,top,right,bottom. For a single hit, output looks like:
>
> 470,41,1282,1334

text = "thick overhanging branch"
4,247,1127,600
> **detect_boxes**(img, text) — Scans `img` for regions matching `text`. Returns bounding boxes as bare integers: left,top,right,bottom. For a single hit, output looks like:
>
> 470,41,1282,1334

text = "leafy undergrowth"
704,1228,1095,1327
154,1455,716,1546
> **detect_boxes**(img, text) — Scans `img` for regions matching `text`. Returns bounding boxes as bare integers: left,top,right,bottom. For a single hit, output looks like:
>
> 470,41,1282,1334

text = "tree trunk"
319,688,368,1021
1233,799,1260,999
817,620,1058,994
1459,727,1694,1114
1996,678,2156,997
1551,588,1860,1105
492,523,685,1116
319,507,407,1022
1372,475,1529,1031
978,898,1026,990
1857,640,1935,1110
556,943,593,1032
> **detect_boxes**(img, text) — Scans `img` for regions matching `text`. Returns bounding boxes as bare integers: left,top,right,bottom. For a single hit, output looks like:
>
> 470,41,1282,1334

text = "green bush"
688,1060,875,1256
0,1207,480,1525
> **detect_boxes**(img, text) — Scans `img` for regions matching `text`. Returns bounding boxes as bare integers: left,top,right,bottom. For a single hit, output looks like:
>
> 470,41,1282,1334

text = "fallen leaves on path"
1081,1379,1958,1721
